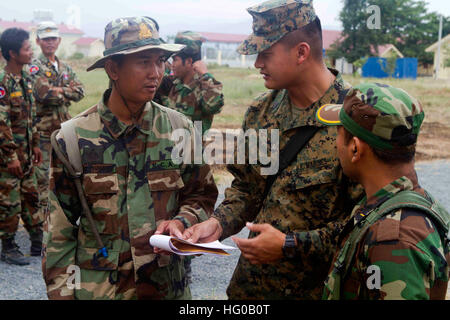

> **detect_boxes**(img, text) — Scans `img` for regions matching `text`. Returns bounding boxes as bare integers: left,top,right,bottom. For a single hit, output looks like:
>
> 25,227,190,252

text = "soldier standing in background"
0,28,43,265
183,0,364,299
318,83,450,300
155,31,224,135
43,16,218,300
31,21,84,216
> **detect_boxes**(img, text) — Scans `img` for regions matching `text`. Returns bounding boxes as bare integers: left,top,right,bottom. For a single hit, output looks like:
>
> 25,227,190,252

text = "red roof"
0,20,83,35
73,37,100,46
198,32,248,44
322,30,342,50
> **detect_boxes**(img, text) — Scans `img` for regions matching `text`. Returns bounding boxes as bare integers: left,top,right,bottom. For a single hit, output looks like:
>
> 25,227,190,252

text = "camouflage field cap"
87,16,185,71
36,21,60,39
175,31,205,56
237,0,317,55
316,83,425,150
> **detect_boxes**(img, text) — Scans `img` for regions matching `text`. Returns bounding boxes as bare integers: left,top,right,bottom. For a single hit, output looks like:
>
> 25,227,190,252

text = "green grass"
70,69,109,116
68,63,450,127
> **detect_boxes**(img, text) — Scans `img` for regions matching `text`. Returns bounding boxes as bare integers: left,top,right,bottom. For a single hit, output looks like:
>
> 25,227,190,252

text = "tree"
330,0,450,65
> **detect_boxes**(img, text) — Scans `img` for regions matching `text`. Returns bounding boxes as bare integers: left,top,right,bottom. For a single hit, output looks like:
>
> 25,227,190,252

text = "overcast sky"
0,0,448,38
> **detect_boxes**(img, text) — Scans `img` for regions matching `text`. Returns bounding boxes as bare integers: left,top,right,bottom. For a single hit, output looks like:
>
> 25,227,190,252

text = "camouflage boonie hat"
316,83,425,150
237,0,317,55
175,31,205,57
87,16,185,71
36,21,60,39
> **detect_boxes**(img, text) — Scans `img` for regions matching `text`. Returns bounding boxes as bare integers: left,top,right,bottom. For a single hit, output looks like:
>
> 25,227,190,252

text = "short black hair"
279,17,323,61
342,127,416,165
0,28,29,61
174,50,201,64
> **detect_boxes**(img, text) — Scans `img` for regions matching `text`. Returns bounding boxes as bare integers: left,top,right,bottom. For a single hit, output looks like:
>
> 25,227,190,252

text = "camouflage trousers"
0,167,43,239
35,134,52,214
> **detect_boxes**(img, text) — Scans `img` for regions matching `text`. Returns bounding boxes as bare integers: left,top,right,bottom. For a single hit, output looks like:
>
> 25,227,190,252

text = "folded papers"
149,235,237,256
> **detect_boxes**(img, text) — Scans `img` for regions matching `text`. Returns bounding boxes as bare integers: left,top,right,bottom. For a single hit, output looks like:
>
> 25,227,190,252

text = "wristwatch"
282,232,297,259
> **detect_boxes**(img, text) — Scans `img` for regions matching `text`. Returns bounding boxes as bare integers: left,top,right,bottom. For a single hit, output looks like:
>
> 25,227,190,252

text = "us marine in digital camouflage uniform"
155,31,224,135
42,17,218,300
184,0,363,299
30,21,84,216
317,83,450,300
0,28,43,265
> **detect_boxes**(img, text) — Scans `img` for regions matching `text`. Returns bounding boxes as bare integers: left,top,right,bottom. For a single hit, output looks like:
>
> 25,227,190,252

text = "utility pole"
435,15,443,79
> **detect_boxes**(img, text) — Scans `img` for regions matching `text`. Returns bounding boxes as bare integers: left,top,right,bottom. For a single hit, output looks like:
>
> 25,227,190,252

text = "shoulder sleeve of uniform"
371,207,440,244
0,74,10,103
243,90,279,130
152,101,192,130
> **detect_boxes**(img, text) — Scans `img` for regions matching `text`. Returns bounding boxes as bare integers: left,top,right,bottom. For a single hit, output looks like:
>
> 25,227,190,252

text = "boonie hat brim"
87,43,185,72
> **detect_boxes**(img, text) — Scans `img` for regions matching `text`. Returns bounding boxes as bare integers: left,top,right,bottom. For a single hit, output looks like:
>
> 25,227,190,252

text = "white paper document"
149,235,237,256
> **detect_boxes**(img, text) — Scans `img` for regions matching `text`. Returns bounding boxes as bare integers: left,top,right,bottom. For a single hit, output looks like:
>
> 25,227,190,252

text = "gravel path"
1,160,449,300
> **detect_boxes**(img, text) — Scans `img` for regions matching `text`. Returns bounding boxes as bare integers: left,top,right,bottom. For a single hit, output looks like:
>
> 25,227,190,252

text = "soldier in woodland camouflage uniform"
31,21,84,217
42,17,218,300
317,83,450,300
155,31,224,135
184,0,363,299
0,28,43,265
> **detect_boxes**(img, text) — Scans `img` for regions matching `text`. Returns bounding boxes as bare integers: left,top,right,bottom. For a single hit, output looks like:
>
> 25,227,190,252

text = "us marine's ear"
295,42,311,65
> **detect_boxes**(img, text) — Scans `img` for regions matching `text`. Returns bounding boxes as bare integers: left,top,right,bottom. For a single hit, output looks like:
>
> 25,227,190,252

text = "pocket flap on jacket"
83,172,119,195
147,169,184,191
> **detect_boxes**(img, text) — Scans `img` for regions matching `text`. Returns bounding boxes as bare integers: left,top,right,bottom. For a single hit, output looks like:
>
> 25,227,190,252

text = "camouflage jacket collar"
37,54,61,71
98,89,154,139
353,176,414,225
2,67,33,90
172,73,201,93
273,68,346,132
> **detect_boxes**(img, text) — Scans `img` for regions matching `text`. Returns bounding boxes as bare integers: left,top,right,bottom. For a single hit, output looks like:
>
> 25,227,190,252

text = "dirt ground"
416,122,450,162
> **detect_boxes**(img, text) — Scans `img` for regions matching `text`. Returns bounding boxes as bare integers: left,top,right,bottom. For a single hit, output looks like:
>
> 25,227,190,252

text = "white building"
198,32,256,68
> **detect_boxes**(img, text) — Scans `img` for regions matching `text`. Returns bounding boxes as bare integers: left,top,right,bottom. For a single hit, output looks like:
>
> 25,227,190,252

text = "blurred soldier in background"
0,28,43,265
155,31,224,135
31,21,84,217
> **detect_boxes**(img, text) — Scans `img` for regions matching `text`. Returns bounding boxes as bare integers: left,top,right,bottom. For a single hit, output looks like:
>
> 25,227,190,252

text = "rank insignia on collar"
29,65,40,75
0,87,6,99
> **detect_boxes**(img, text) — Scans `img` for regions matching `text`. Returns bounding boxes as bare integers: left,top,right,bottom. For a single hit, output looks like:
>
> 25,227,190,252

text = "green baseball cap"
174,31,205,57
87,16,185,71
36,21,60,39
237,0,317,55
316,83,425,150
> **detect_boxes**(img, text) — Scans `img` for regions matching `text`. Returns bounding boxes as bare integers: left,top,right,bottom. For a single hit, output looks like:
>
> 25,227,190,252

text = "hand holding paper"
150,235,237,256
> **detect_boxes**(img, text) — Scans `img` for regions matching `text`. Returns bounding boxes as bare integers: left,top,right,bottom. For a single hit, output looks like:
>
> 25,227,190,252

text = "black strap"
263,126,320,199
262,88,349,199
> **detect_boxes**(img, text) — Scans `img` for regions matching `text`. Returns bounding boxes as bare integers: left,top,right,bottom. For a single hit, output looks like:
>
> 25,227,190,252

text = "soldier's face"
114,49,166,103
254,41,297,90
13,39,33,65
171,55,191,79
37,37,61,56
